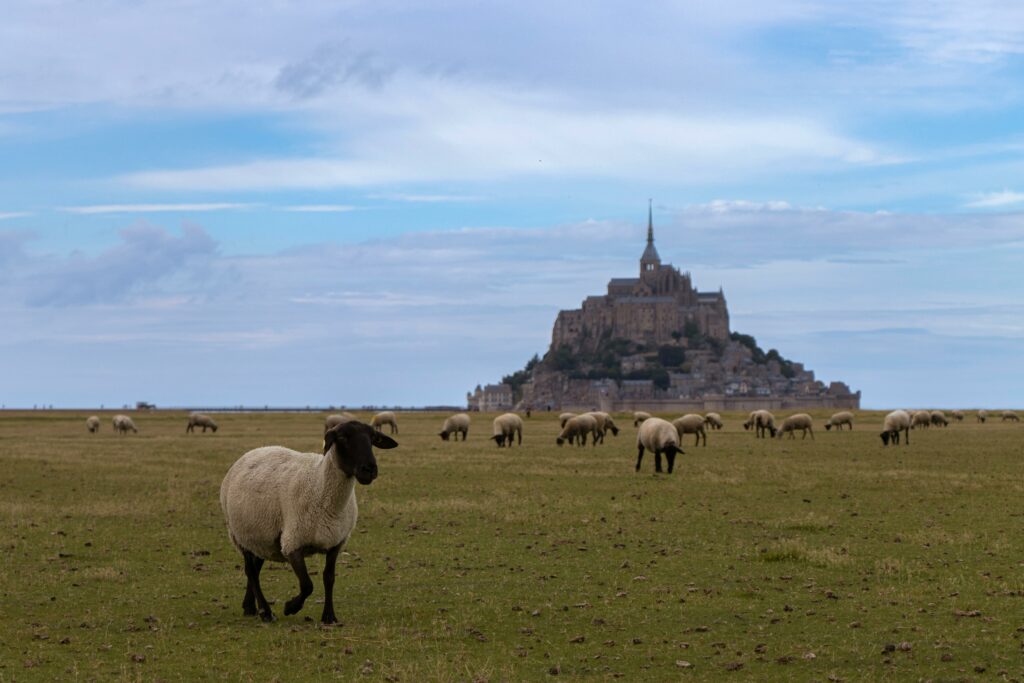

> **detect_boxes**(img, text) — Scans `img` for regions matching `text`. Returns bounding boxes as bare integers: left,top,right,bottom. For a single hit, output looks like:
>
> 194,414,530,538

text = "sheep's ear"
323,429,338,455
369,431,398,450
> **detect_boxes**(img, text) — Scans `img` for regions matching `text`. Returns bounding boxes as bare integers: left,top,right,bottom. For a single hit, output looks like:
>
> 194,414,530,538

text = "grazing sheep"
880,410,912,446
556,414,600,447
584,411,620,443
1003,410,1021,422
635,417,684,474
438,413,471,441
776,413,815,440
324,413,358,433
930,410,949,427
112,415,137,434
703,412,724,430
672,414,707,447
952,410,964,422
559,412,577,428
633,411,652,427
824,411,854,431
220,420,397,623
370,411,398,434
186,412,219,433
491,413,523,447
86,416,100,433
977,410,988,424
744,410,777,438
911,410,932,430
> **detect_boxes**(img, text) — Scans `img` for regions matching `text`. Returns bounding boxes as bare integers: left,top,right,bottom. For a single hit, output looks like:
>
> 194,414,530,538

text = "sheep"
952,410,964,422
491,413,523,447
672,414,707,447
324,413,357,433
112,414,137,434
633,411,652,427
1003,410,1021,422
929,410,949,427
911,410,932,430
219,420,397,623
438,413,471,441
744,410,777,438
556,414,599,447
559,412,577,428
703,412,724,430
880,409,911,446
635,417,684,474
583,411,620,443
370,411,398,434
977,409,988,423
824,411,854,431
186,412,218,433
86,416,100,433
776,413,814,440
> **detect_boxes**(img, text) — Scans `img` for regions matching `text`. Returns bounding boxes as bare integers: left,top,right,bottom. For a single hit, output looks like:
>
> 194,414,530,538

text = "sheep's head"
491,434,506,447
880,430,891,446
609,425,620,436
438,431,451,441
324,421,397,485
825,423,832,431
556,437,565,446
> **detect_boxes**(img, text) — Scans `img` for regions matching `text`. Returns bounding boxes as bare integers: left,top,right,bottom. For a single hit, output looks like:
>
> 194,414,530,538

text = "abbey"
468,206,860,413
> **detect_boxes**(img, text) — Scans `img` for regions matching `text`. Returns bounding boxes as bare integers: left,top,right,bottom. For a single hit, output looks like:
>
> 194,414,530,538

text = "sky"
1,0,1023,409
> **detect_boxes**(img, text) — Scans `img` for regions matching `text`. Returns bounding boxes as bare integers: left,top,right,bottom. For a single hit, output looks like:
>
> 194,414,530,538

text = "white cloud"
0,211,31,220
282,204,357,212
60,203,253,214
370,193,482,203
964,190,1024,208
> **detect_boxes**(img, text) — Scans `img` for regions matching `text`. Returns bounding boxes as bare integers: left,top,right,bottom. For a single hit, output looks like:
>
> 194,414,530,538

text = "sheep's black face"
439,431,450,441
880,431,891,446
325,421,397,485
492,434,506,447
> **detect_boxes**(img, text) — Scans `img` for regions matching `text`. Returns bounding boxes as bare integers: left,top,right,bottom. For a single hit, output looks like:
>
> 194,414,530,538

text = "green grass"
1,409,1023,681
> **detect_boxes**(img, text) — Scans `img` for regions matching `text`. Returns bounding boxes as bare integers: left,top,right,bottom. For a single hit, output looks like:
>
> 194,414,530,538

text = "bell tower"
640,199,660,277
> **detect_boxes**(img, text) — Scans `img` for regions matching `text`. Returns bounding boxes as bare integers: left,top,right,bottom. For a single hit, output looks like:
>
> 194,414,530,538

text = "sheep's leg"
808,427,814,441
635,445,645,472
666,451,676,473
654,450,663,473
242,550,274,622
284,550,314,616
321,544,342,624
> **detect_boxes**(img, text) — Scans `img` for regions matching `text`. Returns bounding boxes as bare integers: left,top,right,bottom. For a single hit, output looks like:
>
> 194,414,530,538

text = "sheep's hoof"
321,612,338,625
259,610,276,623
284,597,305,616
242,605,258,617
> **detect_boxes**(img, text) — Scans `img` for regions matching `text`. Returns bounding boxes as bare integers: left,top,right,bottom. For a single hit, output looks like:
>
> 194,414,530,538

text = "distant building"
472,203,860,412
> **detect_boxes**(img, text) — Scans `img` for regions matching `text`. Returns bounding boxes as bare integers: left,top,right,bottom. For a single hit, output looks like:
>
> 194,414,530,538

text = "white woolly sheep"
633,411,652,427
438,413,471,441
584,411,620,443
635,417,684,474
556,414,600,447
776,413,814,440
880,409,911,446
491,413,523,447
86,416,100,433
370,411,398,434
559,412,577,428
1003,410,1021,422
929,410,949,427
952,410,964,422
220,420,397,623
703,412,724,430
672,414,707,447
186,412,218,433
324,413,357,433
825,411,854,431
744,410,777,438
977,409,988,423
112,414,137,434
911,410,932,430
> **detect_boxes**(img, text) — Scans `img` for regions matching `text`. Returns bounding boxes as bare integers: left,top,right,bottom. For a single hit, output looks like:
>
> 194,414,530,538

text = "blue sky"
1,0,1023,408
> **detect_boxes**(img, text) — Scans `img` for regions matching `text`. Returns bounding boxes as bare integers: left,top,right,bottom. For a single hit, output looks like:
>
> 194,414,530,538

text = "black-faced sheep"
324,413,357,433
370,411,398,434
635,417,683,474
491,413,523,447
880,410,911,446
219,420,397,624
703,412,724,430
1003,410,1021,422
672,414,707,447
112,415,137,434
911,410,932,430
952,410,964,422
86,416,100,433
584,411,620,443
824,411,854,431
744,410,777,438
186,412,218,433
977,410,988,423
929,410,949,427
776,413,814,440
438,413,471,441
633,411,652,427
559,412,577,428
556,414,599,447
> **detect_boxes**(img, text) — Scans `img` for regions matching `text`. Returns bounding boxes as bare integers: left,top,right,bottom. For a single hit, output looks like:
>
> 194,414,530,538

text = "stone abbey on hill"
468,206,860,413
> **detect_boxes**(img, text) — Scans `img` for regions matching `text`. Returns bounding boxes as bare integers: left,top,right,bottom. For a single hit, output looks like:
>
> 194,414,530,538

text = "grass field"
1,408,1022,682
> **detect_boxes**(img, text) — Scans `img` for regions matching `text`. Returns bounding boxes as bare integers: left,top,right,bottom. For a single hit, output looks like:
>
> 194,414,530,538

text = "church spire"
640,199,660,274
647,198,653,245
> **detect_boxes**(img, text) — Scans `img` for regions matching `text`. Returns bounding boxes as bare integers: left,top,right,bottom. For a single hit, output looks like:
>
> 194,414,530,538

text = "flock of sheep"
76,404,1018,624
